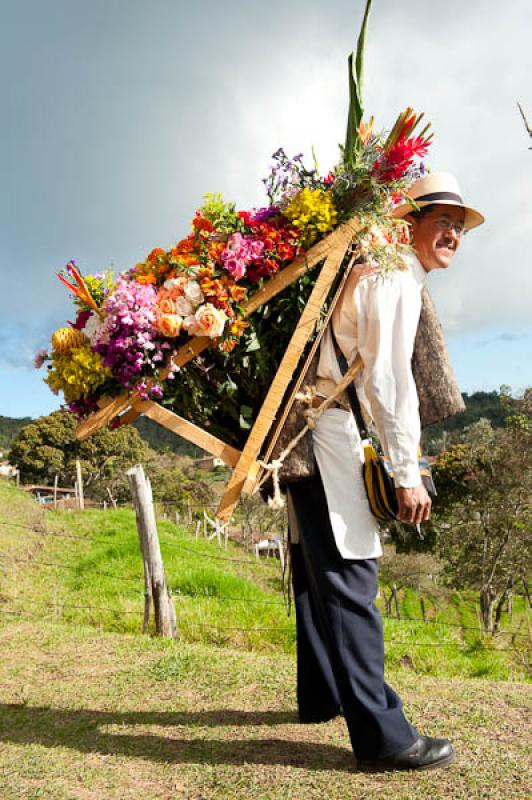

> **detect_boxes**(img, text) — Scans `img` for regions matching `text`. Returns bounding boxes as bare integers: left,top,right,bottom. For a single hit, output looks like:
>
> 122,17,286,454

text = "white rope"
257,357,364,507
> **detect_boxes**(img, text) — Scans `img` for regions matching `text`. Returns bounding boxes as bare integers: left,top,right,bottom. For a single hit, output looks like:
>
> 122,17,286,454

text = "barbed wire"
0,555,143,584
0,552,528,638
159,538,267,565
1,521,528,640
0,606,520,651
183,620,518,650
1,597,145,616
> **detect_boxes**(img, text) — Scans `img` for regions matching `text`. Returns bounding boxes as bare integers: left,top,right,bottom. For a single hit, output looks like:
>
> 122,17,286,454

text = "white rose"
175,296,193,316
182,315,199,335
164,275,188,294
184,280,204,306
194,303,227,339
84,312,103,341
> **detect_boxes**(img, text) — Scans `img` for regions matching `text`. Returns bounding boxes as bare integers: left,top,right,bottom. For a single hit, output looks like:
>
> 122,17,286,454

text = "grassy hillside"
0,481,530,799
0,480,528,680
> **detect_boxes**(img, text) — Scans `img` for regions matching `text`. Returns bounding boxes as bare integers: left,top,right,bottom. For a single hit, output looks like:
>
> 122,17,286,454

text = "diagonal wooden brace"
216,221,360,521
132,399,242,467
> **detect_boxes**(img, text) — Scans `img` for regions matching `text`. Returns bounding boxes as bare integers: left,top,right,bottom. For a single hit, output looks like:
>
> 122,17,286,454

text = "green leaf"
344,0,373,164
245,332,261,353
239,405,253,430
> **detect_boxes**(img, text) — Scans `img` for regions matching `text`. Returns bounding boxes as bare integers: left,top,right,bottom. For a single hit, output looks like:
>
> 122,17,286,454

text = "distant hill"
0,415,32,454
422,390,508,451
1,390,509,459
0,411,203,458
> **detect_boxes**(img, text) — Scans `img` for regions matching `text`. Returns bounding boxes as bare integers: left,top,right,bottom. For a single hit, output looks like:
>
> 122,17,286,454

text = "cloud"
476,332,531,347
1,0,531,413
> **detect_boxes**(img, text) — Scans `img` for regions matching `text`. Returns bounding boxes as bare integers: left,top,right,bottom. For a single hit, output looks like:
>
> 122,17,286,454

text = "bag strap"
329,326,370,441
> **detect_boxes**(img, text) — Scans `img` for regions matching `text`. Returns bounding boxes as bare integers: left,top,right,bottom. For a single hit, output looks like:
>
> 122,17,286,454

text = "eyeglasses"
431,216,467,237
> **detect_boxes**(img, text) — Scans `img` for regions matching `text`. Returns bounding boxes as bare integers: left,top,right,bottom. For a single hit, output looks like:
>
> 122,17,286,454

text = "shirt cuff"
393,462,422,489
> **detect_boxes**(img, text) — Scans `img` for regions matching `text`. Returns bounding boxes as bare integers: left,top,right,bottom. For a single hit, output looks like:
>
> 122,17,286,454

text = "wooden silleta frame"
75,217,363,520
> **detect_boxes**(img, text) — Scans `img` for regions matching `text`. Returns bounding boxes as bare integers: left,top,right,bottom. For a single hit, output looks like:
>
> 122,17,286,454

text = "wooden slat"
216,224,358,521
132,400,242,467
75,394,133,441
246,254,361,495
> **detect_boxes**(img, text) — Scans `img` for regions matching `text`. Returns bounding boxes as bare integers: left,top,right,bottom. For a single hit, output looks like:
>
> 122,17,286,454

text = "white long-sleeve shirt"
317,253,426,488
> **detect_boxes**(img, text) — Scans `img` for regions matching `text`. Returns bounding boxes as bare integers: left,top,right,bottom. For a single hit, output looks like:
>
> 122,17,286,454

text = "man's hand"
395,484,431,525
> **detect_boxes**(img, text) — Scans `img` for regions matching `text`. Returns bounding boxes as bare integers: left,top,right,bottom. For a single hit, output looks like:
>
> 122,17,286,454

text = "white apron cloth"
312,407,383,560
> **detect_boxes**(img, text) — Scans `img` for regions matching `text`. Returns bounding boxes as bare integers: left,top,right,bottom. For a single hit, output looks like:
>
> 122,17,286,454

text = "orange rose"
156,314,182,338
156,294,176,315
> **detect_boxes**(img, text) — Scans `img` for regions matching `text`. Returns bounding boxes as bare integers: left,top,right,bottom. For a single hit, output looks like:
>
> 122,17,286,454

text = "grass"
0,480,531,798
0,481,529,679
0,622,530,800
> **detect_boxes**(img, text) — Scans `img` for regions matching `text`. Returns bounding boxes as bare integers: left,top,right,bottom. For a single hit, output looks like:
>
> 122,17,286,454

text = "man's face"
407,204,466,272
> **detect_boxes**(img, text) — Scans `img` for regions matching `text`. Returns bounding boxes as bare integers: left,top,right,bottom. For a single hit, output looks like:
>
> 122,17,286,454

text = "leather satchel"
332,331,436,523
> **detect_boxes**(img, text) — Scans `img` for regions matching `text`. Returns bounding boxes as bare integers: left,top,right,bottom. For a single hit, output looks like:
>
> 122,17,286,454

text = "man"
287,172,484,770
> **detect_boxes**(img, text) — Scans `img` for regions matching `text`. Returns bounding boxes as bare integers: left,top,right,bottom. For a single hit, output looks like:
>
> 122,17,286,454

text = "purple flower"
253,205,280,222
91,275,168,390
73,309,92,330
34,348,49,369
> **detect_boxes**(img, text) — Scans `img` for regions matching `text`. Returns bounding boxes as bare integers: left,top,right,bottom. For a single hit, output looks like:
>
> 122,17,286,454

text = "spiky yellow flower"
51,327,89,354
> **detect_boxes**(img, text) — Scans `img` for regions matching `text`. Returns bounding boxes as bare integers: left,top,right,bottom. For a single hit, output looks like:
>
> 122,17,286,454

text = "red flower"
238,210,253,226
372,136,431,183
192,213,214,233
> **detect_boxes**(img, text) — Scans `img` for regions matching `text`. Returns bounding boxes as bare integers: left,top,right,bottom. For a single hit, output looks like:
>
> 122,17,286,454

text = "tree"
379,550,443,618
431,410,531,633
9,410,148,499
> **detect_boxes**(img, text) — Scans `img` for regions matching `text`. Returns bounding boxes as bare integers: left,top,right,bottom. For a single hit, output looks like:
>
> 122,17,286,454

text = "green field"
0,480,530,799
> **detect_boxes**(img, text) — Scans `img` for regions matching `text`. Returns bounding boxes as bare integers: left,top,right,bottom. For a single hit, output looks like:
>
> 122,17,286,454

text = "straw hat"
393,172,485,230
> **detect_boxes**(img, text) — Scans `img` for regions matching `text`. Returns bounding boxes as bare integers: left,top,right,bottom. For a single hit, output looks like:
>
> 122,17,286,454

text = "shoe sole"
359,749,455,772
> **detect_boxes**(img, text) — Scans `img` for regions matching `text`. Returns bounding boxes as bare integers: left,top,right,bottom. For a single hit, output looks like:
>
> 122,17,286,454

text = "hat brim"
393,199,485,231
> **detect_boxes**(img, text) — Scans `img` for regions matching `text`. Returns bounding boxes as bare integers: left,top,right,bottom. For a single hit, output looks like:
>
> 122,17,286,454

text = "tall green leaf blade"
345,0,373,162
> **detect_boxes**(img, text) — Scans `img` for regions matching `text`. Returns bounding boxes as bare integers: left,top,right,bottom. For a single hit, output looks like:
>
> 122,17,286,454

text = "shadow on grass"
0,704,355,771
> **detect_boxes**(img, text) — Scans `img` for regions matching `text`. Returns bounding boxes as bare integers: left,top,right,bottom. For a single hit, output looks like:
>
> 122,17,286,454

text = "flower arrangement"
37,1,433,446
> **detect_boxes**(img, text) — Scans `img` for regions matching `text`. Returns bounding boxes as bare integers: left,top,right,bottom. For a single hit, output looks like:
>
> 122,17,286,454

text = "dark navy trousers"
288,470,418,760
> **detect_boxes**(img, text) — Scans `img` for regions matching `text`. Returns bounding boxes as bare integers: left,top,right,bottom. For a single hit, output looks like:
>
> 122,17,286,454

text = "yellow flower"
285,188,338,245
45,345,111,403
51,327,88,354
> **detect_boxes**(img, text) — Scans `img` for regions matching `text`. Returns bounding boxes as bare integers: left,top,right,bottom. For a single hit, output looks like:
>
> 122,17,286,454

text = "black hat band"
415,191,464,204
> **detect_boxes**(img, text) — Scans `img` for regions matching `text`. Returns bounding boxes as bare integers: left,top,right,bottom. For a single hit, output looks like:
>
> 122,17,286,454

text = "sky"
1,0,531,419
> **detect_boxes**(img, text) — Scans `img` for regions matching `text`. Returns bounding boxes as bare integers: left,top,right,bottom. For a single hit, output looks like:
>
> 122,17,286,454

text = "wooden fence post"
106,487,118,510
53,475,59,510
75,459,85,510
127,464,177,638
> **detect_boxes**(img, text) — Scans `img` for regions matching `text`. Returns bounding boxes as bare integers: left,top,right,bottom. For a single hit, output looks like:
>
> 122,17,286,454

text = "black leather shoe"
298,706,342,724
359,735,455,771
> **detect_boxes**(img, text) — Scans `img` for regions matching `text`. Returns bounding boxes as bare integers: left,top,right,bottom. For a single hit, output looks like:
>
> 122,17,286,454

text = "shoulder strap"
329,326,370,441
